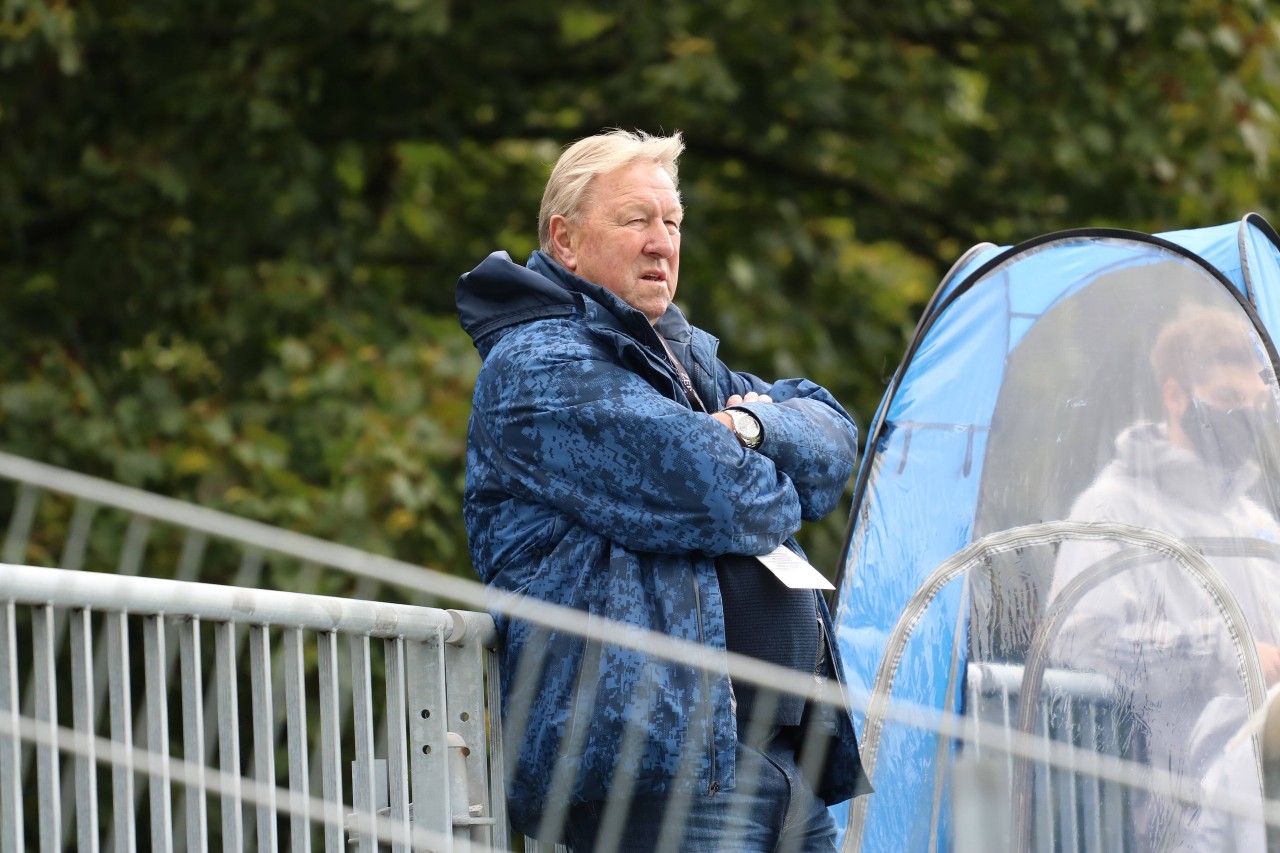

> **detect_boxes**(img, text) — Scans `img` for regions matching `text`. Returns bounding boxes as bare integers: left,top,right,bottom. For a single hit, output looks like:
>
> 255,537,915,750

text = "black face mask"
1180,398,1271,472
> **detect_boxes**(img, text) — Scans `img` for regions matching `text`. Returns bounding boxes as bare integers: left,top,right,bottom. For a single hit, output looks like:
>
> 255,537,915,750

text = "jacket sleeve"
470,323,808,557
720,375,860,522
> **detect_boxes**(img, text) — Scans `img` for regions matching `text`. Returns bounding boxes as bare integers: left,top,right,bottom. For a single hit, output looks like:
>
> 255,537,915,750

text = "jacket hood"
1111,422,1260,509
456,249,688,358
455,251,580,351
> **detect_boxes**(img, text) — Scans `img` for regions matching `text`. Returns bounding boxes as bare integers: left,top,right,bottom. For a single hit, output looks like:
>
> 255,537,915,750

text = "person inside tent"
1048,304,1280,850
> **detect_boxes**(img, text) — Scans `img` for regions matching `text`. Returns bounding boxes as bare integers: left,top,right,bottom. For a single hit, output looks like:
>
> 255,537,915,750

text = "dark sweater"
715,553,824,728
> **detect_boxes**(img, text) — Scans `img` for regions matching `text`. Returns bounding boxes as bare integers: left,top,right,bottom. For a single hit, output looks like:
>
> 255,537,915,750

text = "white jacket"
1048,423,1280,850
1051,422,1280,670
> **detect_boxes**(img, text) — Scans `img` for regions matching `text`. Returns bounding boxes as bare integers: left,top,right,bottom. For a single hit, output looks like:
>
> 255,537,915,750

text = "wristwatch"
725,407,763,450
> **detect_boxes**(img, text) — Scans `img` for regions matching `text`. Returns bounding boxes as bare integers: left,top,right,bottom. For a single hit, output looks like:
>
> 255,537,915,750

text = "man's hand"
711,392,773,429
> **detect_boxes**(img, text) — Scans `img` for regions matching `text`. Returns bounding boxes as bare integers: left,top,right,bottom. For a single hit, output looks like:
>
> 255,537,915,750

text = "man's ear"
1164,377,1189,420
548,215,578,271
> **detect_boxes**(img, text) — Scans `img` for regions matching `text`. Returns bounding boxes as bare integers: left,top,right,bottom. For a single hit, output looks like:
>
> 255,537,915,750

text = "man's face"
550,161,683,323
1189,362,1270,413
1166,360,1275,465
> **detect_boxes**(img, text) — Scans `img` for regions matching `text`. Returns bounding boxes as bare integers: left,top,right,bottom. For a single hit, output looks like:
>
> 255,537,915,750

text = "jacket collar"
1114,422,1260,509
457,249,701,361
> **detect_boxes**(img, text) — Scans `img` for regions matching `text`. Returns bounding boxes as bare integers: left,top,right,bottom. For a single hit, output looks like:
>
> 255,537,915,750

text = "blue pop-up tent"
831,214,1280,852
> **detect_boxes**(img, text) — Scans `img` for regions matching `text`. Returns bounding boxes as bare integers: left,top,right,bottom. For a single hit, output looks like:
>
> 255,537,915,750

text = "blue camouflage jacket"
457,250,868,834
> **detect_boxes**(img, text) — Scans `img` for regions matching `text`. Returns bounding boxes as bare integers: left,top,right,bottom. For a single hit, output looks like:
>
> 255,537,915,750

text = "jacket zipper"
688,334,720,795
691,570,720,795
814,591,828,678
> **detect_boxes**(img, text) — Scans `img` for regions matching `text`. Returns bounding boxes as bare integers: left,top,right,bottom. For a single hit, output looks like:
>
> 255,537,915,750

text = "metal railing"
0,562,503,852
8,453,1280,851
0,452,870,850
0,449,449,602
0,450,499,851
965,662,1136,853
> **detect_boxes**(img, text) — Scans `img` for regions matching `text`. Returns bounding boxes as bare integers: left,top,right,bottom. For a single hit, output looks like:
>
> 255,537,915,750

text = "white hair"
538,129,685,256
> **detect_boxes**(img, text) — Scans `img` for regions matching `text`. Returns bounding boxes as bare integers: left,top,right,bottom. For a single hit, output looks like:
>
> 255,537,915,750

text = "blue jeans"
563,728,838,853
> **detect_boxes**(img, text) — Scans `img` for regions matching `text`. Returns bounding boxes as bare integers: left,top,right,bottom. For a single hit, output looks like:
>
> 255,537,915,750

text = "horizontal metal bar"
0,564,460,642
1,565,865,726
0,451,449,587
967,662,1115,700
0,454,507,637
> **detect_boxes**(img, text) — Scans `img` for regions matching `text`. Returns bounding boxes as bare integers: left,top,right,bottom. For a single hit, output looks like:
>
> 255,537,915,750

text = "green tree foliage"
1,0,1277,577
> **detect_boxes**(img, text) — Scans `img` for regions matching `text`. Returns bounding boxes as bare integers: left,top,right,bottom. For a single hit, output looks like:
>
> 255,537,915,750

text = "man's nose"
644,223,675,258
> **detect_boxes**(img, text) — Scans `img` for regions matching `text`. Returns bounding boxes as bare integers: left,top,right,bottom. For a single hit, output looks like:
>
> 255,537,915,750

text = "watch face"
732,410,761,444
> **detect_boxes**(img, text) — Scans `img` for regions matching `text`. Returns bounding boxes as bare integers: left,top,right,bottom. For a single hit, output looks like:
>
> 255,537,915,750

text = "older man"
456,129,869,851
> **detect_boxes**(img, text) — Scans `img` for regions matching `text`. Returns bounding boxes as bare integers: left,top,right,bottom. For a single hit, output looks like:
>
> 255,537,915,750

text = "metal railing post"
384,637,412,853
0,601,23,853
215,621,244,849
953,752,1012,853
107,611,138,852
249,624,278,850
283,627,311,853
444,611,495,849
2,482,39,564
143,614,175,851
32,604,61,851
178,617,209,853
350,634,378,853
69,607,99,853
407,627,451,852
316,630,344,853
